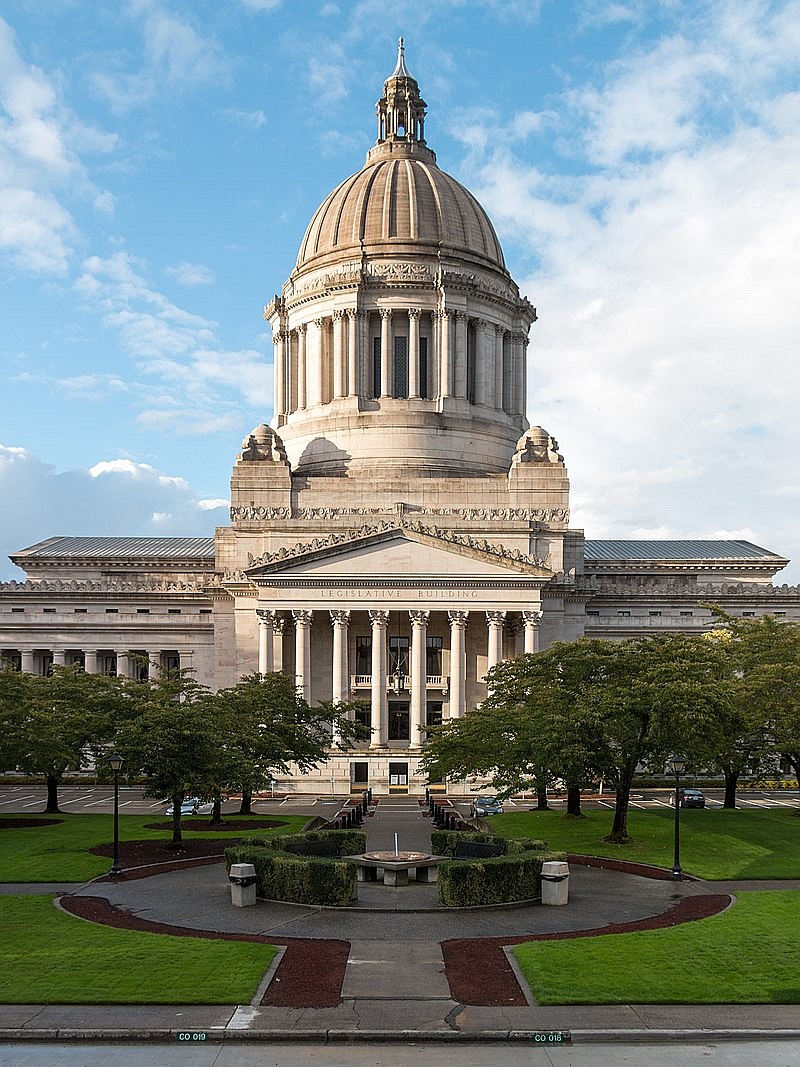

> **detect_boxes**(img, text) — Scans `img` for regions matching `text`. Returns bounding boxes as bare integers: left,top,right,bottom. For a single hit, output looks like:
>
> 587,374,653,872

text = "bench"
452,841,505,861
283,839,340,858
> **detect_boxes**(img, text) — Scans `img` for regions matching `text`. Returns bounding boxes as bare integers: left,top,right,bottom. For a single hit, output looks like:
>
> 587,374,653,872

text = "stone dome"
295,144,506,272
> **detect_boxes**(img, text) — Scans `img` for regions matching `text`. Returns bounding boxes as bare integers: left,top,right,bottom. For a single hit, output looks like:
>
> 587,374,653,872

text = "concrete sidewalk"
3,796,799,1044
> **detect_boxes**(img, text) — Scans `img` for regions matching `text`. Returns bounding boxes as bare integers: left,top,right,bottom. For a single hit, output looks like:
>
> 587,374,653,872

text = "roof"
12,536,216,560
584,539,786,562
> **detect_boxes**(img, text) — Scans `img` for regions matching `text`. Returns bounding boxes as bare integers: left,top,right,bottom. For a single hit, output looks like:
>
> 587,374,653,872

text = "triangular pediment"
245,521,553,581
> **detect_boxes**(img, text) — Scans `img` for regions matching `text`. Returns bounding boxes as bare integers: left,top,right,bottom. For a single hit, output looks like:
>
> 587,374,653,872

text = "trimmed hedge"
224,829,365,907
431,830,547,857
437,849,567,907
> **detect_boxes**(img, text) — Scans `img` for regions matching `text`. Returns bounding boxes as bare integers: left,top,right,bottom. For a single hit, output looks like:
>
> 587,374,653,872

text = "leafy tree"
0,665,128,812
423,633,734,842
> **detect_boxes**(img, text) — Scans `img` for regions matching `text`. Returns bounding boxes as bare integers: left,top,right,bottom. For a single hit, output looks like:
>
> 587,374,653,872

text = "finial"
391,36,411,78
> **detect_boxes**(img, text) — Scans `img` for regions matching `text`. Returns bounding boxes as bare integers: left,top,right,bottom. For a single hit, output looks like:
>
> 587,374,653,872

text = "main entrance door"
388,761,409,794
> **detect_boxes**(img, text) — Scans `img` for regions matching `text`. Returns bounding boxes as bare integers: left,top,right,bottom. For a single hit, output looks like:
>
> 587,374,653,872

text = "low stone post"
229,863,257,907
541,861,570,905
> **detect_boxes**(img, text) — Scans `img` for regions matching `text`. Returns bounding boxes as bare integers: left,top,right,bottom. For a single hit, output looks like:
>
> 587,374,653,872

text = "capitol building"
2,44,797,795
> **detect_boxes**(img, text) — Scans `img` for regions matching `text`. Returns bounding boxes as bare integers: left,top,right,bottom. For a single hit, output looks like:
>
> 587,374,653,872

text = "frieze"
230,504,569,523
0,578,208,592
365,262,431,282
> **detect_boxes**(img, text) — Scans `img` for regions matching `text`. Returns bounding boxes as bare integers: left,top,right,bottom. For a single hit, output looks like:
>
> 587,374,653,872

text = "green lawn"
513,890,800,1004
493,807,800,879
0,896,276,1004
0,813,309,882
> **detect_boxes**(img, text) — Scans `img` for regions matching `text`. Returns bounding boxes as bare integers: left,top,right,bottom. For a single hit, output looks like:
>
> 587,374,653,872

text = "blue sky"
2,0,799,583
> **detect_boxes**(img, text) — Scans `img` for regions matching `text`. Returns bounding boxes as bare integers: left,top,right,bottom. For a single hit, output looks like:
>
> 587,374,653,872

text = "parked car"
669,788,706,808
165,797,200,816
470,796,504,817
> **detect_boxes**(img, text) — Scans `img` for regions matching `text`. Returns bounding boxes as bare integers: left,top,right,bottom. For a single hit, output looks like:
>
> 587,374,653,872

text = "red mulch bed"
442,893,732,1006
0,817,64,828
143,819,283,832
60,895,349,1008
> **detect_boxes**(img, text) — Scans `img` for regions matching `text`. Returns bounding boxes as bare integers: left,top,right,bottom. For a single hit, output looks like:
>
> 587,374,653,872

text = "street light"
669,753,686,880
108,752,124,878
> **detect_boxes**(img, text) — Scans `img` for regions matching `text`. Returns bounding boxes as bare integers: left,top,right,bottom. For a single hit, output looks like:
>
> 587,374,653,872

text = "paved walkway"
3,796,800,1043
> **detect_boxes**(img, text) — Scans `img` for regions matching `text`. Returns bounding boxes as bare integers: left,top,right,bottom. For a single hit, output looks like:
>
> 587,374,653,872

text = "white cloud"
240,0,284,10
220,108,266,130
0,445,227,582
165,261,215,286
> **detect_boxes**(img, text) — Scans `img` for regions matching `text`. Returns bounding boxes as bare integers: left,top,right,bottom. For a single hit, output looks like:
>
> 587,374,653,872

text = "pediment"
245,521,553,581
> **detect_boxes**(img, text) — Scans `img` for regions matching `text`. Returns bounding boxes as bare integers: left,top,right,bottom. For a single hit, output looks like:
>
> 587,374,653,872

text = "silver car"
470,796,504,817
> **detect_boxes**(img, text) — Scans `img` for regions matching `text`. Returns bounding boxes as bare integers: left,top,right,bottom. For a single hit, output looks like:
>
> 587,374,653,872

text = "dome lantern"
376,37,427,147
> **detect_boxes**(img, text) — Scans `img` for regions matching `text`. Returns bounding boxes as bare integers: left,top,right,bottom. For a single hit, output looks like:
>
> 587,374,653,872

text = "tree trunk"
785,753,800,815
605,772,634,842
45,774,60,813
209,790,224,828
565,783,584,818
239,784,252,816
535,781,550,811
722,767,739,808
170,792,183,847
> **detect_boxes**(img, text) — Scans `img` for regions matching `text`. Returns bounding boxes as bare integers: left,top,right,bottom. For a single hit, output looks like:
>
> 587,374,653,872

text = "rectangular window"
168,608,181,615
352,761,369,785
742,611,756,617
372,336,381,398
393,334,408,398
355,704,372,730
426,702,443,729
419,337,428,399
389,635,409,678
105,608,118,614
649,610,662,617
42,608,56,614
680,611,693,617
137,608,150,615
426,636,443,676
774,611,787,617
617,610,631,617
200,608,212,615
586,610,599,617
355,636,372,676
74,608,87,614
388,704,410,741
11,608,24,613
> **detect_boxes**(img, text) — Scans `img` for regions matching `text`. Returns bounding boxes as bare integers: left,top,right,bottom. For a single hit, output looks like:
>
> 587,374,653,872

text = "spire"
375,38,427,147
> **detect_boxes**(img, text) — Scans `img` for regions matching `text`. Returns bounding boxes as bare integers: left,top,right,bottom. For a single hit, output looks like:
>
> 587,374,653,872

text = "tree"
207,673,370,816
0,665,128,812
422,633,734,842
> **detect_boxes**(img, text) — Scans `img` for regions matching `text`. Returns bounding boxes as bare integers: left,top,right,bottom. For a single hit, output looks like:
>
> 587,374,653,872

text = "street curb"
2,1027,800,1044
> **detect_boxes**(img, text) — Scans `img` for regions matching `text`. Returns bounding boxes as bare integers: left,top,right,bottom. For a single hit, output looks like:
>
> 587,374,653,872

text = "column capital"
454,310,468,323
409,609,430,627
522,609,542,626
329,609,351,626
332,308,346,321
256,608,273,624
313,317,326,328
369,609,390,627
272,612,286,635
296,321,307,335
486,610,507,626
408,307,421,320
292,609,313,627
448,610,469,628
495,323,507,336
378,307,392,320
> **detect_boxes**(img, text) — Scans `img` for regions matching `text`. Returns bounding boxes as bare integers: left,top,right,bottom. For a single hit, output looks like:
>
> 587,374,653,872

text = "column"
315,318,327,405
273,330,286,418
20,650,35,674
439,310,453,398
116,651,131,679
454,311,468,398
486,611,506,673
292,610,313,703
347,310,358,396
379,308,392,397
369,610,389,745
408,308,421,398
494,326,505,410
521,334,529,415
409,609,429,746
272,612,285,672
448,611,468,719
257,609,274,675
180,650,194,674
357,310,369,398
474,319,489,406
84,650,98,674
522,610,542,654
51,649,67,667
332,310,346,399
512,331,525,415
296,324,307,409
330,610,350,704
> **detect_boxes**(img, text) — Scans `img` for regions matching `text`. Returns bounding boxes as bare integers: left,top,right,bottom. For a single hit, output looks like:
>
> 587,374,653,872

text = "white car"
165,797,213,816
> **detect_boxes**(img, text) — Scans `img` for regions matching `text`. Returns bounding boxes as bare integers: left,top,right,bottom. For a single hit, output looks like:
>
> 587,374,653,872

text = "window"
11,608,24,613
137,608,150,615
74,608,87,614
426,636,443,676
393,335,408,398
617,610,631,617
106,608,118,614
742,611,756,617
355,704,371,730
586,610,599,617
352,762,369,785
372,336,381,397
774,611,787,617
649,610,662,617
200,608,212,615
388,635,409,678
419,337,428,399
43,608,56,614
388,703,410,740
426,702,443,729
355,636,372,676
168,608,181,615
680,611,693,617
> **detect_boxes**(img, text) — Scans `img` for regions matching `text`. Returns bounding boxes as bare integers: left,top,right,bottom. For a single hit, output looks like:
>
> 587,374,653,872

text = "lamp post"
108,753,124,878
670,753,686,880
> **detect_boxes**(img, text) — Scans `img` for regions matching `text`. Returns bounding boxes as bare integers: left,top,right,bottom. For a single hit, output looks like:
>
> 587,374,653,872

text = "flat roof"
12,536,216,560
584,539,786,562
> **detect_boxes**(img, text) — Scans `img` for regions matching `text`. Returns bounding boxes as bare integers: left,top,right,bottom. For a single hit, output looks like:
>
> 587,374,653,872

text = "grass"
513,890,800,1004
0,813,309,882
0,896,276,1004
492,807,800,879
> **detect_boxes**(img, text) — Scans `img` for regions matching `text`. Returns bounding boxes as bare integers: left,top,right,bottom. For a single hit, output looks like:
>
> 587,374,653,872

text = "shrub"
431,830,546,857
437,849,566,907
225,845,357,906
237,828,367,856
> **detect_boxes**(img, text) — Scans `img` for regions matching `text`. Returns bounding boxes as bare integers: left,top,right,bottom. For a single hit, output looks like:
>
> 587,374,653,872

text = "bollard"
541,861,570,906
229,863,257,907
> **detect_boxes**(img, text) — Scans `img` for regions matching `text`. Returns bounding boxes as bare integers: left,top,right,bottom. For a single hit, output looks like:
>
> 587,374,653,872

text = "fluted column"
512,331,525,415
409,609,429,746
379,308,392,398
332,310,346,399
20,650,35,674
454,311,468,399
357,310,369,398
347,310,358,396
475,319,489,406
448,611,468,718
272,613,285,672
521,334,529,415
257,609,274,675
522,610,542,654
494,325,505,410
408,308,421,398
438,310,452,397
330,610,350,704
83,650,98,674
116,651,131,679
293,610,313,703
369,610,389,745
296,324,307,410
273,330,287,418
486,611,506,674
